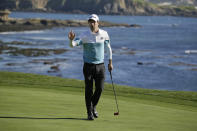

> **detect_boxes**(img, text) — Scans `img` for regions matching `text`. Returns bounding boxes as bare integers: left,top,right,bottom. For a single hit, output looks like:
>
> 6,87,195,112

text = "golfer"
68,14,113,120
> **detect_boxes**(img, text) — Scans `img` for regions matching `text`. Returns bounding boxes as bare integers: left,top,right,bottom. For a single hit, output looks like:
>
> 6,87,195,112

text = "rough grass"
0,71,197,131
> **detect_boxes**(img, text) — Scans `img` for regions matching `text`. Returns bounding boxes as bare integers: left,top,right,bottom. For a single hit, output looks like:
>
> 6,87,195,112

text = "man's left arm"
104,39,113,72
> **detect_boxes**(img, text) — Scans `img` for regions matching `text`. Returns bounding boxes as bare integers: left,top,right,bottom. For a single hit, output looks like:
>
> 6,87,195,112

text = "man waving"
68,14,113,120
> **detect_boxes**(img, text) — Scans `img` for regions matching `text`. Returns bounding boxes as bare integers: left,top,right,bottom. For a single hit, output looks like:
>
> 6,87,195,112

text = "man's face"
88,19,99,31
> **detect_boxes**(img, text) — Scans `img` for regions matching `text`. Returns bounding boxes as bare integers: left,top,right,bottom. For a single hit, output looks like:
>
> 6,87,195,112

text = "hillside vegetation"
145,0,197,6
0,0,197,17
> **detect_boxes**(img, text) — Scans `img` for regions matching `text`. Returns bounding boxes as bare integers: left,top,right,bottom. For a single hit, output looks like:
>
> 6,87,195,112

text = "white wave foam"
185,50,197,54
0,30,45,35
158,2,172,6
22,30,45,34
29,37,65,41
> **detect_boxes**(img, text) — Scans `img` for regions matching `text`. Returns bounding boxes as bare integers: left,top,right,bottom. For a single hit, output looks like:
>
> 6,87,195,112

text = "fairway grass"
0,71,197,131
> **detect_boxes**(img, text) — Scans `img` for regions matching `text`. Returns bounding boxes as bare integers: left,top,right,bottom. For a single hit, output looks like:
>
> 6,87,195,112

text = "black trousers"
83,63,105,113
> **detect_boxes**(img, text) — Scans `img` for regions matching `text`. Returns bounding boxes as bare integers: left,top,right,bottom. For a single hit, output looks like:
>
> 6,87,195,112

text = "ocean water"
0,12,197,91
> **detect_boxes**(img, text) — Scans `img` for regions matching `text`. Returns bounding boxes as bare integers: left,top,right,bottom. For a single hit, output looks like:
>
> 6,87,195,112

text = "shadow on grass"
0,116,87,121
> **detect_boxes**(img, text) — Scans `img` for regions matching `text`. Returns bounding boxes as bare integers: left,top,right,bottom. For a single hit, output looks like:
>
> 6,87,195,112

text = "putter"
109,71,119,116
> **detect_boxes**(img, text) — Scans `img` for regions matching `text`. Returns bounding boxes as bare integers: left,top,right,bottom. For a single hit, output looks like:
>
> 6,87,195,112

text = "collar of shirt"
89,29,100,36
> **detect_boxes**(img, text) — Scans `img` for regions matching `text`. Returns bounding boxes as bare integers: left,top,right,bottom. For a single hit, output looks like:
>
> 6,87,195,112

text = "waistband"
84,62,104,66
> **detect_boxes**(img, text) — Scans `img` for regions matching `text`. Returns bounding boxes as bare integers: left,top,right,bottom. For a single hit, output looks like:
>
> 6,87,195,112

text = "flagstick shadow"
0,116,87,121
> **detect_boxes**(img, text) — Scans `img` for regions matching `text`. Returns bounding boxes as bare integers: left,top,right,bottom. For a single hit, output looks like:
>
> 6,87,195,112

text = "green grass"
0,71,197,131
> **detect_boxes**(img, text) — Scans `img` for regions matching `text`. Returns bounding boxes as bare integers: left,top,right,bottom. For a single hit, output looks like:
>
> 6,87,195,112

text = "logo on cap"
88,14,99,22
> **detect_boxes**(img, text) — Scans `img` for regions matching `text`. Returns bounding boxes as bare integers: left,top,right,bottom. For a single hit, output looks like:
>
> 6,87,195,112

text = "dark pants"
83,63,105,113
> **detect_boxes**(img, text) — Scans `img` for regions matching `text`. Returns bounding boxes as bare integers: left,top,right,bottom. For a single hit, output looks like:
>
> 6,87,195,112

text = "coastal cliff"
0,0,197,17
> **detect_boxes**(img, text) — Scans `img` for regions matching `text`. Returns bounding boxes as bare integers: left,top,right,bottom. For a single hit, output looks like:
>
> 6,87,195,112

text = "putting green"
0,71,197,131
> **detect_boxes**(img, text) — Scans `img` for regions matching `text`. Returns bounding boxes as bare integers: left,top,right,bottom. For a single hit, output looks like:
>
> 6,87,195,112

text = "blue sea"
0,12,197,91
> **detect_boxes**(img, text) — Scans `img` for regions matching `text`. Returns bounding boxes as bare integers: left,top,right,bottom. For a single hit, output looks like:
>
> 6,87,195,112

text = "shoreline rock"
0,40,69,57
0,18,138,32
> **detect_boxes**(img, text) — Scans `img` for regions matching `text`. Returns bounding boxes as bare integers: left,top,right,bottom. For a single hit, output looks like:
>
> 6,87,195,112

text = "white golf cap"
88,14,99,22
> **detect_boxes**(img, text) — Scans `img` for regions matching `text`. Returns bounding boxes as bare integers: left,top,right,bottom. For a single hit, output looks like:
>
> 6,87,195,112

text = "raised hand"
68,30,75,40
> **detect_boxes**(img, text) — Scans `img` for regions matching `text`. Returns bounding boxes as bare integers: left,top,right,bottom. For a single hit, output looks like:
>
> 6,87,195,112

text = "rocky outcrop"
0,0,49,11
31,0,48,10
0,18,134,32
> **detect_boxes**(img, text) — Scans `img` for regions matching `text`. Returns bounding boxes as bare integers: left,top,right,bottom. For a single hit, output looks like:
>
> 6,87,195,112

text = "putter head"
114,112,119,116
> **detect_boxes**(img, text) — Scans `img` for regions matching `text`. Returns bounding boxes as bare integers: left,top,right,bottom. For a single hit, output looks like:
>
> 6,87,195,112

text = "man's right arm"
69,38,83,47
69,40,73,48
69,40,78,48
